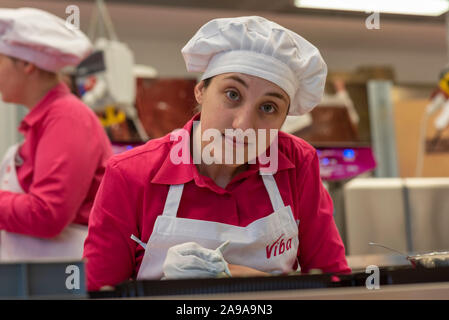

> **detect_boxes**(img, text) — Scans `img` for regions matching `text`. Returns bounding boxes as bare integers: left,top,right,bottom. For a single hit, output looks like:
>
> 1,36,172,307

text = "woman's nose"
232,104,256,131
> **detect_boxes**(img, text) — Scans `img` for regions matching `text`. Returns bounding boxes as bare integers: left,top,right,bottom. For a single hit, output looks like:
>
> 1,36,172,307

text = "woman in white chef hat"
84,16,350,291
0,8,112,261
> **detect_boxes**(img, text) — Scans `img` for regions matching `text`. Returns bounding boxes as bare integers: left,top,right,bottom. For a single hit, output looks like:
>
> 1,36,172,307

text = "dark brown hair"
194,77,214,114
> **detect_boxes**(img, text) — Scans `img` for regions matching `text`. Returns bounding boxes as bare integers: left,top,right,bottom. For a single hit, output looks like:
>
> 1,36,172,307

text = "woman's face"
194,72,290,166
0,54,25,104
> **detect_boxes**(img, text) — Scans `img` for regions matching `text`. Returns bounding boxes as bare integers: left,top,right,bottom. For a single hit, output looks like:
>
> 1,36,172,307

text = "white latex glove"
162,241,231,279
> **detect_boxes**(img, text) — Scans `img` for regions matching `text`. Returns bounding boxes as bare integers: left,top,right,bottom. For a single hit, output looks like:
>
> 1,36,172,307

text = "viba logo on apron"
134,173,300,280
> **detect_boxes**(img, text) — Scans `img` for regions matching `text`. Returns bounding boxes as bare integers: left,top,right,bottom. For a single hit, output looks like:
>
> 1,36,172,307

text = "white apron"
0,144,88,262
136,173,299,280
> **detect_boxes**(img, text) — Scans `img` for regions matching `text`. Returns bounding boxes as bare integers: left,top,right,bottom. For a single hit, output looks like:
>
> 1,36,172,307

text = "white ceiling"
2,0,448,83
3,0,447,51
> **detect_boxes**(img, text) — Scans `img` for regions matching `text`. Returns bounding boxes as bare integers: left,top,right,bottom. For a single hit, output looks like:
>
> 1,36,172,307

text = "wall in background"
2,0,447,84
0,102,26,157
1,0,448,156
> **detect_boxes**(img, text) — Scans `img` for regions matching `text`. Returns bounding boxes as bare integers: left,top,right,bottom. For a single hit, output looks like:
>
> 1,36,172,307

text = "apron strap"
261,174,285,212
161,184,184,217
161,175,284,217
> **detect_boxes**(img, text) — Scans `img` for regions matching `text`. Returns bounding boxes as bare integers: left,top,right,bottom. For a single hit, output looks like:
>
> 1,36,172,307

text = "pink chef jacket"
0,82,112,238
84,113,351,291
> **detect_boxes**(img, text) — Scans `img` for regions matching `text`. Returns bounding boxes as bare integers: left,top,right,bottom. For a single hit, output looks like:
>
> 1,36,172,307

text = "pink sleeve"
0,115,103,238
297,151,351,275
83,160,139,292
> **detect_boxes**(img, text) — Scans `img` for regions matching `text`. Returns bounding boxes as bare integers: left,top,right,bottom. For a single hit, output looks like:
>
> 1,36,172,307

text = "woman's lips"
222,133,249,146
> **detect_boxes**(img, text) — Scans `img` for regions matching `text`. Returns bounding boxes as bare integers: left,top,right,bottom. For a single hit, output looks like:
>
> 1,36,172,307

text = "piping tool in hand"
215,240,231,277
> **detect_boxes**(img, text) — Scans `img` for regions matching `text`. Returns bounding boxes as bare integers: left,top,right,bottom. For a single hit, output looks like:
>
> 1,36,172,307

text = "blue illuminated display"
321,157,330,166
343,149,355,159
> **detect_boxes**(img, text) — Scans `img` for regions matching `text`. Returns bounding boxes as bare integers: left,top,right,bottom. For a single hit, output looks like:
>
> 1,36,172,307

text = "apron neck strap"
161,173,285,218
161,184,184,217
260,173,285,212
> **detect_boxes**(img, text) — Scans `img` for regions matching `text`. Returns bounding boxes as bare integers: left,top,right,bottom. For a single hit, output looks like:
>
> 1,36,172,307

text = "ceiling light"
294,0,449,16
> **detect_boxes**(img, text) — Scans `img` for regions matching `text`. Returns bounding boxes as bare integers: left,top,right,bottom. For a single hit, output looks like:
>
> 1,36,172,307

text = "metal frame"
367,80,399,178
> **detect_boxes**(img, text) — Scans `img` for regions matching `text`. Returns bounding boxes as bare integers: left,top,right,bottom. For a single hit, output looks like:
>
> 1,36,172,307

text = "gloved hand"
162,241,231,279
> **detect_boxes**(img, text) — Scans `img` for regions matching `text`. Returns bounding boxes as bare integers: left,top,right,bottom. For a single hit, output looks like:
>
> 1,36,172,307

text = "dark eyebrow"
223,75,248,88
224,75,289,105
265,92,289,105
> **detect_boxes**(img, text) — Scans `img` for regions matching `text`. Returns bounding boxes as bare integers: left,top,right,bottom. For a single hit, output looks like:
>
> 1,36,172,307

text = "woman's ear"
13,60,36,75
194,80,205,105
23,62,36,74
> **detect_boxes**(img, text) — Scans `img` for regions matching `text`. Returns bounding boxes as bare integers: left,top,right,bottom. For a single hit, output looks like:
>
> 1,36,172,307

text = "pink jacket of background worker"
0,82,112,238
84,113,351,292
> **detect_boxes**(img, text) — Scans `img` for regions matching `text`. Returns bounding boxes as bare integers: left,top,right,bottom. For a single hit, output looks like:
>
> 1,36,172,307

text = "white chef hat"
182,16,327,115
0,7,92,72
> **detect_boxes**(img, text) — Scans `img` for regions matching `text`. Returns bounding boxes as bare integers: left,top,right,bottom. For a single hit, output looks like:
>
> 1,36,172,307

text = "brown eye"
260,104,276,114
226,90,240,101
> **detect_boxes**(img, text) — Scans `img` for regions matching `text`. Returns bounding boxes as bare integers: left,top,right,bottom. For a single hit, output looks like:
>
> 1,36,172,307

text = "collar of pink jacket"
150,113,295,195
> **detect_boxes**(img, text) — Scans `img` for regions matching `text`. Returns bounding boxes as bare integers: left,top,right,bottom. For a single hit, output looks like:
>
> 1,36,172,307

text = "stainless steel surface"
346,254,410,272
344,178,408,255
405,178,449,252
344,178,449,256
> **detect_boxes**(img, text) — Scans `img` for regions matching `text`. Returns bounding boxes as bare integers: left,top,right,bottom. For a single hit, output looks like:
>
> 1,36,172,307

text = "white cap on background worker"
0,7,92,72
0,7,111,262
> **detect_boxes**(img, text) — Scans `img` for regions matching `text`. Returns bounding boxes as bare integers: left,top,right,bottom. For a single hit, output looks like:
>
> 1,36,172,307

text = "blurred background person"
0,8,112,261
